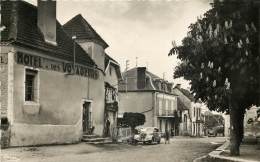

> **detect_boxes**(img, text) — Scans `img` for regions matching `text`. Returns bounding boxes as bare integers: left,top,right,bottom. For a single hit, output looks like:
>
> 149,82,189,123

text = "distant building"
244,106,260,138
224,106,260,139
118,67,178,134
172,85,203,136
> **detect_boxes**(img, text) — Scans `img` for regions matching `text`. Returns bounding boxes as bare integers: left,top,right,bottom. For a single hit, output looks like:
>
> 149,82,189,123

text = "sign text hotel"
16,52,98,79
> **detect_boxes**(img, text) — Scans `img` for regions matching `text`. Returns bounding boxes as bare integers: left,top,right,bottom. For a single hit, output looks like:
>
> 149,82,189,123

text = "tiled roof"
177,98,189,110
119,67,174,94
63,14,109,49
1,1,96,67
146,70,160,80
104,53,122,80
105,53,119,68
173,87,195,102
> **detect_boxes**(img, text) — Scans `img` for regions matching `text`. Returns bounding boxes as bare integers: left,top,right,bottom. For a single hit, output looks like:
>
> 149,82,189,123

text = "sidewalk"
218,143,260,162
196,140,260,162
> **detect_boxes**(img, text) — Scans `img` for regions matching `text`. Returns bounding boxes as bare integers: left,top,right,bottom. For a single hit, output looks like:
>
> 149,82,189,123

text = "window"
25,69,37,101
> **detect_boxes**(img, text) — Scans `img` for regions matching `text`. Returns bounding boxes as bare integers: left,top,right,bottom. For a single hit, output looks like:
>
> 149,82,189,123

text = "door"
82,102,91,133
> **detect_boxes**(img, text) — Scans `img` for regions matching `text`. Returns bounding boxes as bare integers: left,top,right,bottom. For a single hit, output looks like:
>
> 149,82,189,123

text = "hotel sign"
16,52,98,79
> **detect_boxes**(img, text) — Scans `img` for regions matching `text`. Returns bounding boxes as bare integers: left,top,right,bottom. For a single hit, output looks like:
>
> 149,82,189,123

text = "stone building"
0,0,121,147
63,15,122,138
172,85,204,136
118,67,178,134
103,54,122,137
63,14,122,136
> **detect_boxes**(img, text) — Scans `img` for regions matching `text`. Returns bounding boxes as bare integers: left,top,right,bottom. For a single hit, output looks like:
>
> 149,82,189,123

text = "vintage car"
134,127,161,144
208,125,224,137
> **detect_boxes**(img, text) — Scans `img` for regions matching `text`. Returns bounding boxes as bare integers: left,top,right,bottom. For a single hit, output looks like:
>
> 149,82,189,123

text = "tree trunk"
229,102,244,156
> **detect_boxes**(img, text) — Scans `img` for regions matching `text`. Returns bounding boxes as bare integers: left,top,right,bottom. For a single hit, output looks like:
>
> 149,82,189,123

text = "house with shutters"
0,0,121,147
103,54,122,137
172,84,204,136
118,67,179,134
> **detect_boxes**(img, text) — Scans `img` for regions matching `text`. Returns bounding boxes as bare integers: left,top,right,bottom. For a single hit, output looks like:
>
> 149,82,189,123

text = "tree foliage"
204,113,224,128
169,0,259,155
170,0,260,113
123,112,145,130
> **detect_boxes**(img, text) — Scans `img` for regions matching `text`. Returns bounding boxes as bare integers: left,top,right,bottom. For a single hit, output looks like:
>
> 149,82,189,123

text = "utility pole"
135,57,138,67
162,72,165,117
125,60,130,72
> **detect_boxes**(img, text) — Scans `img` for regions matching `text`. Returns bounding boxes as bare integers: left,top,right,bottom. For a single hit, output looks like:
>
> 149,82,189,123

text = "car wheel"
148,140,152,144
152,137,155,143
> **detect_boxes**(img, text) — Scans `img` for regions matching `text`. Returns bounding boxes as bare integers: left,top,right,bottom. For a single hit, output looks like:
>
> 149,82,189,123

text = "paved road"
1,137,226,162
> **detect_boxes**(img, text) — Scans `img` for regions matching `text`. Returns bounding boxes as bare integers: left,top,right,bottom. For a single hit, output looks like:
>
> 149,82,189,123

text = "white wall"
8,46,105,146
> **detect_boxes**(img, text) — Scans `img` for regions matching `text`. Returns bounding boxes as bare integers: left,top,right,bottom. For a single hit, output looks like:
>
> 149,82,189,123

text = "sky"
28,0,212,89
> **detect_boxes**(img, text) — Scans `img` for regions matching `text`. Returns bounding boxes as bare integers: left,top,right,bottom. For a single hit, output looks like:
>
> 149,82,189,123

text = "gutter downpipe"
153,91,159,128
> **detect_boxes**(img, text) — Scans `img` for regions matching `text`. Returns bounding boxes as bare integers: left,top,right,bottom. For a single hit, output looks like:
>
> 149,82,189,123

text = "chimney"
137,67,146,89
37,0,57,45
167,83,173,93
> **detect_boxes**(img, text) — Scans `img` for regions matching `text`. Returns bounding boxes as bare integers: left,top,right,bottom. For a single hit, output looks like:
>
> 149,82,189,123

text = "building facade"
103,54,122,137
244,106,260,138
1,1,121,147
118,67,178,134
190,102,203,136
172,85,203,136
63,14,122,138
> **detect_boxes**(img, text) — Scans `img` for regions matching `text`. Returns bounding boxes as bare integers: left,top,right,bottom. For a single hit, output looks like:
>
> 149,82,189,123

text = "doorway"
82,102,92,134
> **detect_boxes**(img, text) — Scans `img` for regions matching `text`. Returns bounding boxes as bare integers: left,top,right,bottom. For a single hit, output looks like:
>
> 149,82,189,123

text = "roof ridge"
105,53,119,64
63,14,109,48
63,14,82,26
2,1,96,67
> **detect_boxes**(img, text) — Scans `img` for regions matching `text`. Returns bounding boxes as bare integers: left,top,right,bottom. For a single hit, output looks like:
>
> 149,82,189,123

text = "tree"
204,113,224,129
122,112,145,132
169,0,260,156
